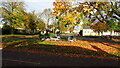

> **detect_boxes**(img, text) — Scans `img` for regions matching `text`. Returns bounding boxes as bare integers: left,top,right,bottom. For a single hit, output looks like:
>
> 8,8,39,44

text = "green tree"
60,22,68,33
36,22,46,32
52,1,120,37
52,22,58,33
22,11,38,33
52,1,91,32
40,8,54,29
0,0,25,34
110,1,120,21
35,12,46,32
107,19,118,35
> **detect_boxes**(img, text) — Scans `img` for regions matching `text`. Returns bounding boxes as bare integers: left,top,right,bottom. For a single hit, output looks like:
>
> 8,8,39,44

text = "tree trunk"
11,28,14,35
10,2,14,34
110,31,112,40
101,32,103,36
11,26,14,35
57,21,60,36
98,31,100,36
32,29,34,34
46,23,48,29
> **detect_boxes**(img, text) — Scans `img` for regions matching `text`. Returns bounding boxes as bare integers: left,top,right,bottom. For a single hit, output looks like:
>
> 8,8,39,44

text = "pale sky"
24,0,55,13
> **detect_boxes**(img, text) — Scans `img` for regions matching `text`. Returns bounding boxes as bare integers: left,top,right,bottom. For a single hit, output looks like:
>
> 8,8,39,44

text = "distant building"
0,24,3,28
73,25,80,33
82,26,120,36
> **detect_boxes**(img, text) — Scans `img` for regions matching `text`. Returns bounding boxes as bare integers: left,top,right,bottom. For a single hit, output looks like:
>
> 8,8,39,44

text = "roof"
83,26,90,29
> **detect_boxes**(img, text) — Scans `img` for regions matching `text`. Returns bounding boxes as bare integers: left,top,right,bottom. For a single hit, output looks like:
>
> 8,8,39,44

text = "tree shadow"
100,42,120,50
2,38,119,58
75,36,120,53
3,41,118,58
76,36,120,44
90,45,118,57
3,40,26,48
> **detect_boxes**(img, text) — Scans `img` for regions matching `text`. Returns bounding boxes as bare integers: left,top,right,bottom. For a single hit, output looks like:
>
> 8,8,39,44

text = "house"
82,26,97,36
81,26,120,36
16,28,39,34
0,24,3,28
73,25,81,33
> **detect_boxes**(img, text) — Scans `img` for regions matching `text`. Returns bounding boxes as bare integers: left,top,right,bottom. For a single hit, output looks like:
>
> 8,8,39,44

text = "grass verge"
1,34,38,38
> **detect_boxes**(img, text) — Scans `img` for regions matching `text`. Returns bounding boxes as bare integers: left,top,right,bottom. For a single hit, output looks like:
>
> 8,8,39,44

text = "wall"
83,29,98,36
83,29,120,36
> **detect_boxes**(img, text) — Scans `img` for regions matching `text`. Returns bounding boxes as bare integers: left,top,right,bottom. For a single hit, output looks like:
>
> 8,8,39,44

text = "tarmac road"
2,50,119,66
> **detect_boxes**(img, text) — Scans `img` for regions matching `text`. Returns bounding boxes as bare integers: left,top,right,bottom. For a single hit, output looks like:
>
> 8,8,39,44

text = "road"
2,50,119,66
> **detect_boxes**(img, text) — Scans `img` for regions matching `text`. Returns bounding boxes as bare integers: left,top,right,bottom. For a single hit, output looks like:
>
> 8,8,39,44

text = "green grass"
2,34,27,36
108,53,120,56
60,37,68,40
2,38,119,58
38,41,53,45
1,34,38,37
66,42,72,44
2,39,19,43
49,33,56,37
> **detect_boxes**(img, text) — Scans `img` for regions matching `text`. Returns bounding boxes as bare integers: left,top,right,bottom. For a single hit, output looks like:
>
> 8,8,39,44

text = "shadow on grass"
3,41,24,48
101,42,120,50
90,45,118,57
3,40,118,58
76,36,120,44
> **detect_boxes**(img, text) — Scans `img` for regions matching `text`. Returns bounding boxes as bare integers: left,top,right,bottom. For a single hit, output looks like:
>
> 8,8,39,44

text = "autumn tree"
52,1,72,33
52,0,93,33
51,22,58,33
36,22,46,32
72,1,119,38
76,1,119,40
83,2,119,31
52,0,120,38
91,21,107,35
60,21,68,33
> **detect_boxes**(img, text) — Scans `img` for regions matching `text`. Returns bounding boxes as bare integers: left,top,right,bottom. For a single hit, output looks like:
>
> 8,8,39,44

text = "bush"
44,32,50,39
2,25,12,34
38,32,44,41
1,25,20,34
2,28,12,34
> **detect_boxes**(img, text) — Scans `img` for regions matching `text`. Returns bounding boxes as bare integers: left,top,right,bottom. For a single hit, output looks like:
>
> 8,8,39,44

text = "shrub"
38,32,44,41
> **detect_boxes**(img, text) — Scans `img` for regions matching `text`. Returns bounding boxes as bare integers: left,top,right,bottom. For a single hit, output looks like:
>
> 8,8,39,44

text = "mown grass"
2,35,27,36
1,34,38,38
2,38,119,58
38,41,53,45
108,53,120,57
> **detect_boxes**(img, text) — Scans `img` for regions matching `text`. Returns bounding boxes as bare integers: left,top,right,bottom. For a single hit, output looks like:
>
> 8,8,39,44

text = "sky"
24,0,55,13
0,0,55,25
